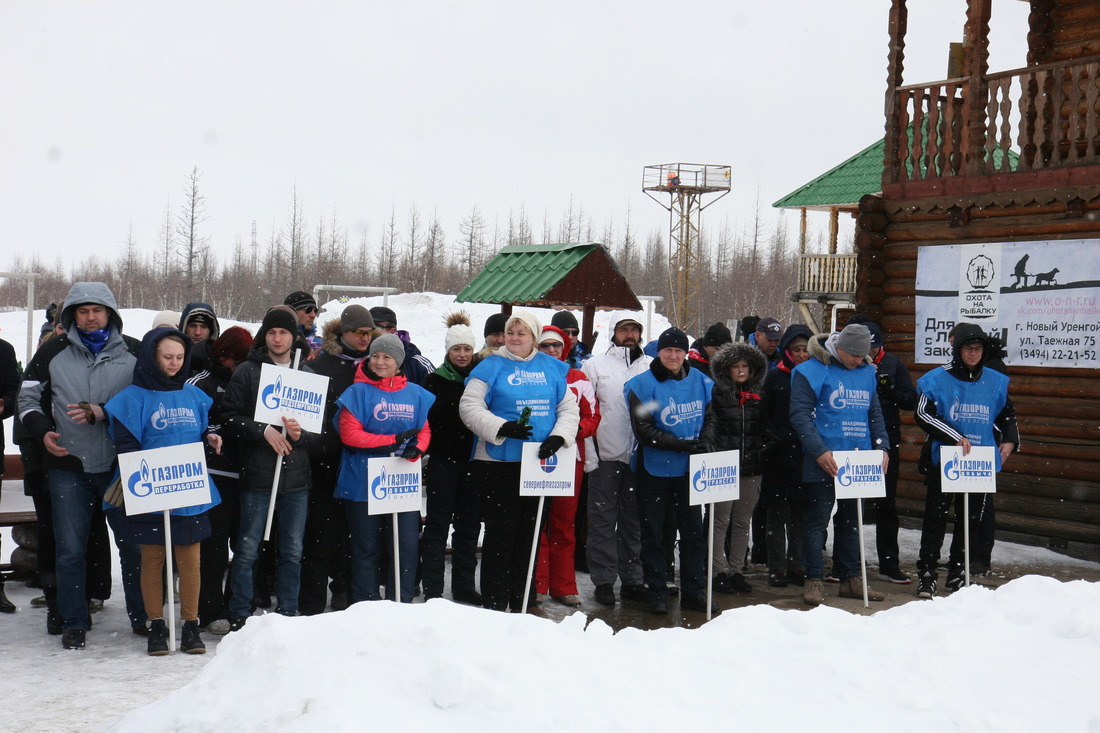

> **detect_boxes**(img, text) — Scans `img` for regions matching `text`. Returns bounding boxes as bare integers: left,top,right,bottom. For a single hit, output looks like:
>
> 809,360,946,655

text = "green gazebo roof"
455,242,641,310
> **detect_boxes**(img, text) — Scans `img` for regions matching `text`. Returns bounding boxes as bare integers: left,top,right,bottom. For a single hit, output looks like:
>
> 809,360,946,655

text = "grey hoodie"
18,282,137,473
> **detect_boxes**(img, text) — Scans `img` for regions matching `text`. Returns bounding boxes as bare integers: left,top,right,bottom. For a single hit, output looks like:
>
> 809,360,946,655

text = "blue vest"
105,384,221,516
466,353,569,462
792,358,877,451
334,382,435,502
624,369,713,477
917,366,1009,470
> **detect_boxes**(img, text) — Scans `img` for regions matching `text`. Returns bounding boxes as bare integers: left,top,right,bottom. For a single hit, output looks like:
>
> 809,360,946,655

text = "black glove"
497,420,533,441
692,441,713,455
537,435,566,459
400,444,425,461
680,439,703,454
395,428,420,443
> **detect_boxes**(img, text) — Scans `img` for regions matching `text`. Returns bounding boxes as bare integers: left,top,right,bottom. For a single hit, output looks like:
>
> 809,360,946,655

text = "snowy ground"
2,295,1099,731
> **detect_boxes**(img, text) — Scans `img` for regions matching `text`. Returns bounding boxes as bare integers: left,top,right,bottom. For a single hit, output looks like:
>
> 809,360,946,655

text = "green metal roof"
455,242,600,304
772,138,885,210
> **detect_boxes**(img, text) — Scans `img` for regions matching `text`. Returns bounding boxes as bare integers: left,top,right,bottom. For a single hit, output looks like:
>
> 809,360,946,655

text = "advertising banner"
831,450,887,500
366,456,423,515
253,363,331,434
938,445,998,494
117,442,212,516
688,450,740,506
519,442,577,497
915,239,1100,367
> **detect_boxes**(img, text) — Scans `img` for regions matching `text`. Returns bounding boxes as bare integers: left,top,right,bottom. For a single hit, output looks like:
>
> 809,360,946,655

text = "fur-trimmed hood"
320,317,378,358
807,332,872,367
710,341,767,393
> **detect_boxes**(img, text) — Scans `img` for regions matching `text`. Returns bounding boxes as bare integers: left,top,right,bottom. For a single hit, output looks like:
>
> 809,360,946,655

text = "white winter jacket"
581,344,652,464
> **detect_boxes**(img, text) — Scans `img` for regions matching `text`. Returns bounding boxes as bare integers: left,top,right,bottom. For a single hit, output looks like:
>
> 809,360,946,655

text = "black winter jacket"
701,342,773,476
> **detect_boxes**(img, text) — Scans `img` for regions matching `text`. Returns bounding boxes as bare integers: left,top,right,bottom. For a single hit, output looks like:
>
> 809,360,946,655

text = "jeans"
802,480,860,581
104,508,148,627
420,459,481,597
229,489,308,618
345,502,420,603
635,471,705,600
50,468,146,631
584,461,644,588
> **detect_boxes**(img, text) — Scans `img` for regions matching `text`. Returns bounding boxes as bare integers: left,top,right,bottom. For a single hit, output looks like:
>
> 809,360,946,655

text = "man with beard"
580,317,652,606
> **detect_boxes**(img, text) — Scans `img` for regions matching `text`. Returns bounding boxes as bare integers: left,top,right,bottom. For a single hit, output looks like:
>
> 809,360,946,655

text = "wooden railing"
887,58,1100,183
798,254,856,297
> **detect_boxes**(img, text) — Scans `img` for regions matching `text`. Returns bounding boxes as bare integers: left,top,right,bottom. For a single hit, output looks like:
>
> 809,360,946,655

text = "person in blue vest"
335,333,434,604
790,323,889,606
105,327,222,655
625,327,717,616
913,325,1018,598
459,310,579,614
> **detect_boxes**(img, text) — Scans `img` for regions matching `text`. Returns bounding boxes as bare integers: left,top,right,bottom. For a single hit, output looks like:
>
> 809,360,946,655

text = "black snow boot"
0,583,16,613
180,620,206,654
147,618,170,656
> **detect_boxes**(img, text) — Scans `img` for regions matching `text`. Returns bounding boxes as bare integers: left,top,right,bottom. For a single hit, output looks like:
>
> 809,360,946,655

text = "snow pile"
111,576,1100,732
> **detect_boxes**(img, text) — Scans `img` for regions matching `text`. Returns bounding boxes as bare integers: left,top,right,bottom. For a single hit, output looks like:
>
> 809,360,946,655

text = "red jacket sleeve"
339,408,400,450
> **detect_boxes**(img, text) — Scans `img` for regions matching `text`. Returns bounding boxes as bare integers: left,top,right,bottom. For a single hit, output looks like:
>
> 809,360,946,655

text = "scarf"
77,327,110,356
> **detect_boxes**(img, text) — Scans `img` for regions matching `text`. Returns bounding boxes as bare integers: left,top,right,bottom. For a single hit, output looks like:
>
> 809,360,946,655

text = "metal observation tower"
642,163,730,336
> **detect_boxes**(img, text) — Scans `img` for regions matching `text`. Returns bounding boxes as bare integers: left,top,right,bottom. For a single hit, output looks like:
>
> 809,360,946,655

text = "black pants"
919,468,996,572
874,444,902,570
299,483,350,616
475,461,539,612
198,476,240,625
421,459,480,597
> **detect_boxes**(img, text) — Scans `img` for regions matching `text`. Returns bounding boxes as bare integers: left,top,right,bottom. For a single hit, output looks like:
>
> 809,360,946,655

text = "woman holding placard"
459,311,579,614
105,327,222,655
335,333,434,604
701,341,772,594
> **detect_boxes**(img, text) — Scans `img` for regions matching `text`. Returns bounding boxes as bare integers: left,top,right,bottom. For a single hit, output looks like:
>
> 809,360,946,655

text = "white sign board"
253,363,330,434
915,239,1100,367
832,450,887,499
366,455,423,515
117,442,213,516
688,450,740,506
519,442,577,497
939,445,998,494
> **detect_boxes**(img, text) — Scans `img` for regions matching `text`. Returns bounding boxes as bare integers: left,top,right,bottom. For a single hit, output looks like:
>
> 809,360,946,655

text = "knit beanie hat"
284,290,318,311
211,326,254,364
339,304,375,334
835,323,872,357
656,327,690,353
443,311,477,353
540,325,570,361
506,311,542,342
369,333,406,367
369,306,398,327
483,312,507,337
255,305,299,345
551,310,579,331
152,310,179,329
699,322,733,347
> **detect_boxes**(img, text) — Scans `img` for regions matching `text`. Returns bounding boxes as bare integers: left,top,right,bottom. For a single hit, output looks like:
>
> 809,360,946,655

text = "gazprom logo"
127,460,153,498
151,402,196,430
261,376,282,409
372,398,415,422
506,367,547,386
691,461,737,493
660,398,703,427
836,457,883,487
943,452,995,481
371,466,388,500
948,396,990,423
828,381,871,410
692,461,709,492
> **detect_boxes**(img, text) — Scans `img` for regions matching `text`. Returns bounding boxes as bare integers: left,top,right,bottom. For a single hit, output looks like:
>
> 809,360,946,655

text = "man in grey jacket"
18,282,144,649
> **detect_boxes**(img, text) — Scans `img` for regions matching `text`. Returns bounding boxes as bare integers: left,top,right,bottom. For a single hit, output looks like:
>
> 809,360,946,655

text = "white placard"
253,363,330,434
117,442,213,516
366,455,423,515
688,450,740,506
832,450,887,499
939,445,998,494
519,442,578,497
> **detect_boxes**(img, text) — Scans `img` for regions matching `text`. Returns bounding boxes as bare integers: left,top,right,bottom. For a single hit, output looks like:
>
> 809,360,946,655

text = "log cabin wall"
1029,0,1100,65
855,189,1100,557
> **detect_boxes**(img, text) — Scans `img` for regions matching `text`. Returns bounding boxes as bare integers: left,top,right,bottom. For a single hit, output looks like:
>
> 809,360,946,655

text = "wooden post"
582,304,596,350
799,208,808,255
883,0,908,186
828,207,839,255
963,0,992,176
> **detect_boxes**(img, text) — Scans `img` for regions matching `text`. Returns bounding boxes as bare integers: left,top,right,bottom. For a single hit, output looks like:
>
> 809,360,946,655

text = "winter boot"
916,571,937,599
730,573,752,593
147,618,169,656
180,620,206,654
803,579,825,606
945,564,965,592
0,583,16,613
837,576,885,601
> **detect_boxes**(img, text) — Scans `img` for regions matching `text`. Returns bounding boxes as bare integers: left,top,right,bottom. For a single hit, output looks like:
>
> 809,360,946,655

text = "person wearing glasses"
370,306,436,386
533,325,600,608
284,291,323,355
551,311,591,369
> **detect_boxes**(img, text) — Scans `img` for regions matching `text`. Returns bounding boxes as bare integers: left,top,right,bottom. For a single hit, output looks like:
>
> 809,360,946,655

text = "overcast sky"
1,1,1031,272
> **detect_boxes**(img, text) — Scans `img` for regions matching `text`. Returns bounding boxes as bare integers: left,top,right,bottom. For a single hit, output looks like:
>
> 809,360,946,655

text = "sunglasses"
561,329,579,337
538,341,564,351
299,306,317,314
376,322,397,330
349,328,372,338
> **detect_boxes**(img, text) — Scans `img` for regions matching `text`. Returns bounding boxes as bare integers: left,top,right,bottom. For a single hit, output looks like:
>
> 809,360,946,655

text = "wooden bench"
0,510,37,574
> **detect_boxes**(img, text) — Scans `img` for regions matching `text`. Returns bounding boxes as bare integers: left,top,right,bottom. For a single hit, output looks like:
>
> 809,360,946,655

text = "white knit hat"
505,310,542,342
152,310,179,329
443,311,477,353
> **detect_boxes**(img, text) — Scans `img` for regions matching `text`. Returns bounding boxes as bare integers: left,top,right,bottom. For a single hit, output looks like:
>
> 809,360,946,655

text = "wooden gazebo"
455,242,643,346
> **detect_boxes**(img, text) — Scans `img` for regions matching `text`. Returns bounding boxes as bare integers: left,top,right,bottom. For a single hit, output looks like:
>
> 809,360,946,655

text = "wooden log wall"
856,190,1100,549
1029,0,1100,65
